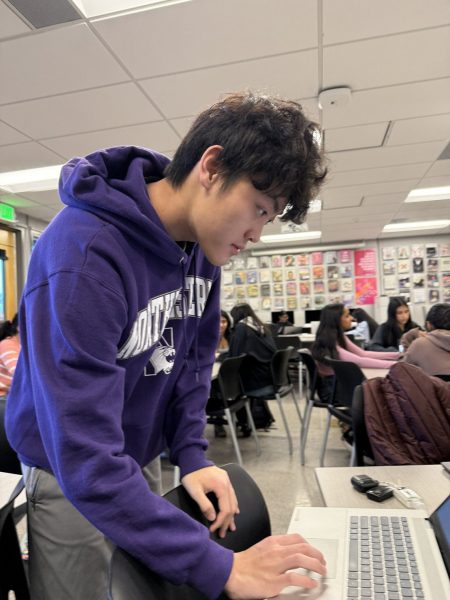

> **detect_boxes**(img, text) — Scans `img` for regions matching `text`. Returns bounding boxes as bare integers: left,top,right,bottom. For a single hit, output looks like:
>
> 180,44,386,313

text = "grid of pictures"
381,242,450,304
220,249,360,312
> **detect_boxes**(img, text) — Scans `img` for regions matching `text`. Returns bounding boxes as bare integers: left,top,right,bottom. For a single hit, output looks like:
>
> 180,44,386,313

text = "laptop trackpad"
304,538,339,579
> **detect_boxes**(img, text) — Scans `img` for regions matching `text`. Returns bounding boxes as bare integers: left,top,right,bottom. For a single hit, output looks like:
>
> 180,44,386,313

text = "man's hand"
181,466,239,538
224,534,327,599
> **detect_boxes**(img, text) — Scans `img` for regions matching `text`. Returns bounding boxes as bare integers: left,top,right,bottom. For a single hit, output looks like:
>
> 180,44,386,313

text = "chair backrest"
217,355,246,403
108,463,271,600
352,384,374,466
323,357,366,409
274,335,301,352
298,351,318,400
0,399,22,475
270,348,293,388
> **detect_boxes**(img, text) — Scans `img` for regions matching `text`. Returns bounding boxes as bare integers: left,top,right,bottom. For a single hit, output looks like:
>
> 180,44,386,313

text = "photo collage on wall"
220,248,369,313
381,242,450,304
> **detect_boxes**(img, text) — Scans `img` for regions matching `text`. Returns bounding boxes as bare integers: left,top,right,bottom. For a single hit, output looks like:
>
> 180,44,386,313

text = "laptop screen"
430,494,450,577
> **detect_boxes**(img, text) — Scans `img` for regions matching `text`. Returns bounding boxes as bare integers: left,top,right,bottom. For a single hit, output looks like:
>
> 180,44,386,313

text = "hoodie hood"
427,329,450,351
59,146,183,266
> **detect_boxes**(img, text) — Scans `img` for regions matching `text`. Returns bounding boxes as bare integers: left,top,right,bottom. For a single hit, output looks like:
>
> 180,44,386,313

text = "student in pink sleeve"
0,314,20,397
311,303,399,403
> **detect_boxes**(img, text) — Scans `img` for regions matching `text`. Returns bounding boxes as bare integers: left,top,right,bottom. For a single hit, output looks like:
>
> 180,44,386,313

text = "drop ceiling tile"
322,78,450,129
0,121,29,145
328,163,430,187
329,140,448,172
0,83,161,139
322,0,450,44
417,175,450,188
141,51,318,119
0,24,128,104
322,192,363,209
0,142,62,171
323,180,421,202
43,121,180,159
17,190,63,209
323,27,450,91
325,123,387,152
17,204,60,221
169,116,195,138
92,0,317,79
0,2,31,39
424,159,450,177
387,114,450,145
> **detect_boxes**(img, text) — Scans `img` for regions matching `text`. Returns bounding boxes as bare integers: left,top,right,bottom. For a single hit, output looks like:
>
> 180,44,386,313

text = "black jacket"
228,323,276,391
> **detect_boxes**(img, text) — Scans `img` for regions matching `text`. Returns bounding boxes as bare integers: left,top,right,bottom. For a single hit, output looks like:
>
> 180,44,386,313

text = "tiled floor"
161,384,351,535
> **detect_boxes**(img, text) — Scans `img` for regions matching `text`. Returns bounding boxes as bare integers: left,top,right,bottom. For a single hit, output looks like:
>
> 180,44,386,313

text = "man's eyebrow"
271,197,286,215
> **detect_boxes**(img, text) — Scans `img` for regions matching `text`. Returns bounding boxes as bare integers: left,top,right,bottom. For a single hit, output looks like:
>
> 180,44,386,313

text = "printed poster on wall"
354,248,377,276
355,277,378,305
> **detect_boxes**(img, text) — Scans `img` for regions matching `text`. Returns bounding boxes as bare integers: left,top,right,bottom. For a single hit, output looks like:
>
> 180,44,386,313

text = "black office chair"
108,463,271,600
0,478,29,600
245,348,302,455
319,358,366,467
351,384,374,467
298,351,330,465
0,398,22,475
274,335,303,390
206,355,260,466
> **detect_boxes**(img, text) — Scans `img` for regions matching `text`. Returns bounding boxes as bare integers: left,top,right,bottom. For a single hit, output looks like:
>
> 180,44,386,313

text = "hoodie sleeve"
165,274,221,478
22,270,232,599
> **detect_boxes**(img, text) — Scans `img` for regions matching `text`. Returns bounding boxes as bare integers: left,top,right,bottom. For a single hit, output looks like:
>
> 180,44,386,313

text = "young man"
6,92,327,599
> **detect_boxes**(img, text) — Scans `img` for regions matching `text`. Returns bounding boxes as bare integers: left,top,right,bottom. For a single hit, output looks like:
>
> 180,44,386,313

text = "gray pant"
22,458,162,600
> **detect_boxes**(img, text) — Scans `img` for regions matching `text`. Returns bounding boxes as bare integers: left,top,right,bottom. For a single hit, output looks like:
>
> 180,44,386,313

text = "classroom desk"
315,464,450,515
361,367,389,379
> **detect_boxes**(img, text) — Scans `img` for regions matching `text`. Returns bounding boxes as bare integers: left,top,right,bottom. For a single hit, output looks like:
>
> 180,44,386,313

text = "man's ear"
198,145,223,190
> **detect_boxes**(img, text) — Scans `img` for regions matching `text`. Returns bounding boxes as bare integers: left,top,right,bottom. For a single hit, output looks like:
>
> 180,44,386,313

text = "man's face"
195,177,286,266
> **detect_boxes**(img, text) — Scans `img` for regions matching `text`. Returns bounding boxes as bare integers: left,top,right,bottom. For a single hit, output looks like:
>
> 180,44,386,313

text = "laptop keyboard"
346,515,424,599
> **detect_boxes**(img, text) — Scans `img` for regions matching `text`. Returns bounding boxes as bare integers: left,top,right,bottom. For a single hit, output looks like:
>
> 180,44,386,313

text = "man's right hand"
224,534,327,599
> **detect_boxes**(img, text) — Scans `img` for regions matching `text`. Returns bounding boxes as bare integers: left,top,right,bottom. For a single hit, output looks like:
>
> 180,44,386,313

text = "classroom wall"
220,234,450,326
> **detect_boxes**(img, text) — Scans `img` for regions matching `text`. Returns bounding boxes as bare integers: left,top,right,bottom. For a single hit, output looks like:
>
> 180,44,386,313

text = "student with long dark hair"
369,297,420,351
311,303,399,402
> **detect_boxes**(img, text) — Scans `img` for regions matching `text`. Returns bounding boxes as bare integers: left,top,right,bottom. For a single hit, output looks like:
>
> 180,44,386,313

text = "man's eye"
257,207,268,218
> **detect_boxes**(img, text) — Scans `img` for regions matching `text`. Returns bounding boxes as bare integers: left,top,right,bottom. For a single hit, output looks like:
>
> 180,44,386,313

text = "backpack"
250,397,275,430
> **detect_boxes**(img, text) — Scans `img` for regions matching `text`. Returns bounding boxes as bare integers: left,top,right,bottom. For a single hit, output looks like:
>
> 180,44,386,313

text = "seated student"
275,311,293,335
311,303,399,403
350,308,379,346
229,303,277,392
402,303,450,376
0,314,20,398
228,303,276,431
216,309,232,358
368,296,420,351
210,310,233,438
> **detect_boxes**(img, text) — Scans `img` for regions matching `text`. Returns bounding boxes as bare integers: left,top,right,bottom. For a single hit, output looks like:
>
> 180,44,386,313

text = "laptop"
275,494,450,599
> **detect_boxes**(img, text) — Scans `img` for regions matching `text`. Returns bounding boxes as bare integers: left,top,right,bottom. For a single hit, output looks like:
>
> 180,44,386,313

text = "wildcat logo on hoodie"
117,276,212,362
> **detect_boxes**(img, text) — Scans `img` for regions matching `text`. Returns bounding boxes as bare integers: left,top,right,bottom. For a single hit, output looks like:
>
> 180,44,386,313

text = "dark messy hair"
310,304,346,362
0,313,18,341
165,91,327,224
425,303,450,330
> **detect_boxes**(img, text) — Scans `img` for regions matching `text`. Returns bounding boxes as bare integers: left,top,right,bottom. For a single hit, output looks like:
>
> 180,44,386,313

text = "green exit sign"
0,203,15,222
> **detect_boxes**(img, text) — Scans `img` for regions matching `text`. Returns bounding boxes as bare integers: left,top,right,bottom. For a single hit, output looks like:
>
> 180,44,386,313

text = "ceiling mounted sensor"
318,87,352,110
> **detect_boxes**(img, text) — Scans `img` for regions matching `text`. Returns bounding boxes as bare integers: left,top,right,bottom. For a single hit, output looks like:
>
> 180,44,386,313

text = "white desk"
315,464,450,515
0,471,24,508
361,367,389,379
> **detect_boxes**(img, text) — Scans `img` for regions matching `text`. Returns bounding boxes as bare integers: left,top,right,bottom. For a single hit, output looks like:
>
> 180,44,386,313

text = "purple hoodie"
6,146,233,598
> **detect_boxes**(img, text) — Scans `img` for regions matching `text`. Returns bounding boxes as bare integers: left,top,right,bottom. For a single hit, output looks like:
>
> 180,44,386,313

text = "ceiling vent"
6,0,82,28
